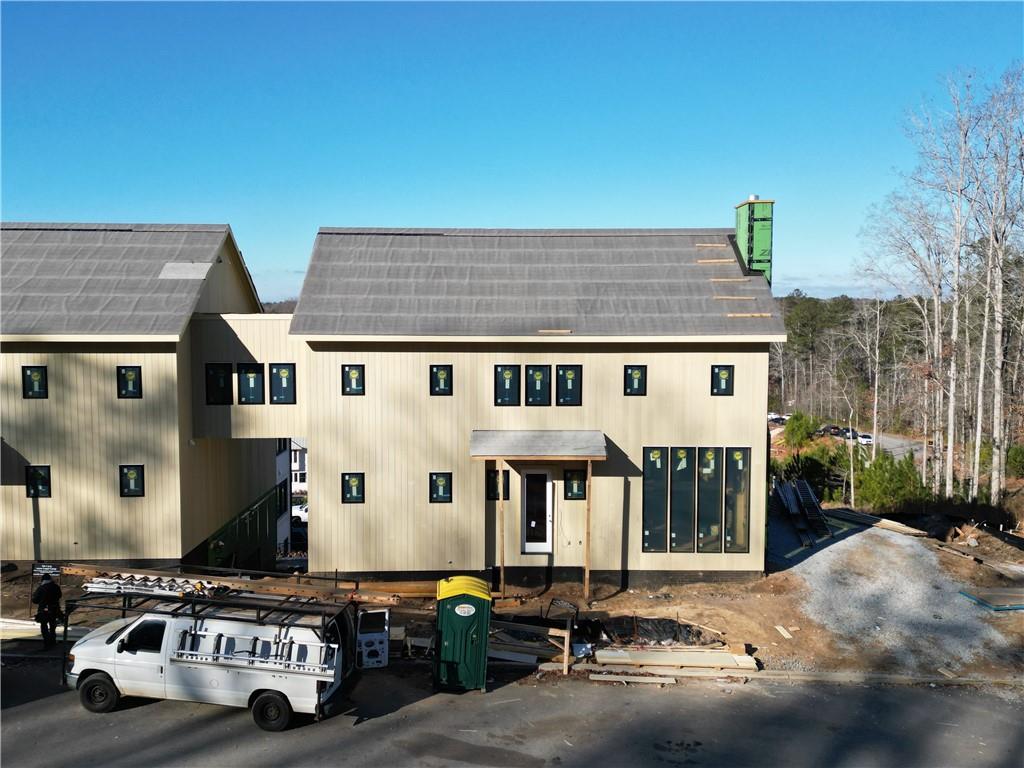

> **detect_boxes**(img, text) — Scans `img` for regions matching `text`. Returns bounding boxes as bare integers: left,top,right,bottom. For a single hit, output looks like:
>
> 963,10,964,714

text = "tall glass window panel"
430,364,453,396
697,448,723,552
270,364,296,404
117,366,143,399
525,365,551,406
205,363,233,405
669,447,696,553
556,365,582,406
642,447,668,552
237,363,265,404
724,448,751,553
494,365,520,406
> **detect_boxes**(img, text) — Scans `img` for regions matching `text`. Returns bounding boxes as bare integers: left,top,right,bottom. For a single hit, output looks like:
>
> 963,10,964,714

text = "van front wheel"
252,691,292,731
80,674,120,713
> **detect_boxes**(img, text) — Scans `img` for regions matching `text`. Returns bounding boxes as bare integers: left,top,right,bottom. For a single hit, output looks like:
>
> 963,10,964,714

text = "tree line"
770,65,1024,507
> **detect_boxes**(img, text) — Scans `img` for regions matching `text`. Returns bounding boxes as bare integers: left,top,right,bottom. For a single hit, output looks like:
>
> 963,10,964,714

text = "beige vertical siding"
193,239,262,314
0,343,183,560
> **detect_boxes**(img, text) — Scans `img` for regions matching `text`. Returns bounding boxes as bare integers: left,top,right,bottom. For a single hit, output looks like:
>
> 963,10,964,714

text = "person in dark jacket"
32,574,63,649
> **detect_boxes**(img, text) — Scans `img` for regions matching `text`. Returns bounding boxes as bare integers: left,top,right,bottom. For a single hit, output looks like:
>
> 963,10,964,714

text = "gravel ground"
793,527,1010,670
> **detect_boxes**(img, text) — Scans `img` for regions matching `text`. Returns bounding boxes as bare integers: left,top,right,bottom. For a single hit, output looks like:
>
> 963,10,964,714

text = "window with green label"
116,366,142,399
563,469,587,500
624,365,647,396
642,447,668,552
486,469,510,501
205,363,233,405
669,447,696,552
711,365,734,396
556,365,582,406
342,472,365,504
237,363,264,404
697,448,723,552
119,465,145,498
25,466,51,498
342,364,365,396
430,364,453,396
22,366,48,399
525,365,551,406
494,365,520,406
429,472,453,503
724,448,751,553
270,364,296,404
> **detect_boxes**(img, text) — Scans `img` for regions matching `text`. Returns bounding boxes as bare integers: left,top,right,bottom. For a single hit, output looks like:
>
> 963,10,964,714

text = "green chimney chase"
735,195,773,285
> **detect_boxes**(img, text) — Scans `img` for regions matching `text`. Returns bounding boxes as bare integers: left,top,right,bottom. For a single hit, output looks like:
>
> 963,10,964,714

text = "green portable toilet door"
436,595,490,691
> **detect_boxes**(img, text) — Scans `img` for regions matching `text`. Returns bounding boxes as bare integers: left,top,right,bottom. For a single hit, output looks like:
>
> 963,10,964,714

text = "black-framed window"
205,363,233,405
642,447,668,552
711,365,735,396
556,365,582,406
119,465,145,498
494,365,520,406
342,472,365,504
486,469,510,501
624,365,647,396
22,366,48,399
429,364,453,396
564,469,587,500
117,366,143,399
429,472,453,503
525,365,551,406
697,448,723,552
25,466,51,498
670,447,696,553
237,363,265,405
724,448,751,553
270,364,296,404
342,364,365,396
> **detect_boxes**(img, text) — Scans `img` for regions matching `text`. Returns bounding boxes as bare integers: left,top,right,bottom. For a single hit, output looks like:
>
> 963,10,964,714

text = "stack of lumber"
593,646,758,672
488,618,572,674
821,507,925,536
959,587,1024,612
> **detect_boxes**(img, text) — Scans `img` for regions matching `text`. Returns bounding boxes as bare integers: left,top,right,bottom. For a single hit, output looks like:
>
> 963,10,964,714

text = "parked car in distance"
291,503,308,523
824,425,842,437
857,433,873,445
769,417,786,426
840,427,859,440
767,412,781,420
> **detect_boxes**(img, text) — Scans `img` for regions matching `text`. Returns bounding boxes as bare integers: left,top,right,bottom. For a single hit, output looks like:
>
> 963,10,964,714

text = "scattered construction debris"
774,625,793,640
589,673,676,685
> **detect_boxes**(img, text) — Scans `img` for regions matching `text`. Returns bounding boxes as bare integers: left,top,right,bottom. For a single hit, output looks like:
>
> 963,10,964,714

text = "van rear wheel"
80,674,120,713
252,691,292,731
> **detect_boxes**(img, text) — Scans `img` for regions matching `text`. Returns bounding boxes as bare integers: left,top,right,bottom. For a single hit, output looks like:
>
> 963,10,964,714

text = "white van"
65,599,389,731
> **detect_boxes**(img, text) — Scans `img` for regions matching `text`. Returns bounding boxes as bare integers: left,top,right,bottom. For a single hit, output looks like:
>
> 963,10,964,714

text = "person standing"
32,574,63,650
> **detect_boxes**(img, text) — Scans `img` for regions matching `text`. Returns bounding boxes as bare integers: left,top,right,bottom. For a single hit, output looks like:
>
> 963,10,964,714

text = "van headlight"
65,653,75,673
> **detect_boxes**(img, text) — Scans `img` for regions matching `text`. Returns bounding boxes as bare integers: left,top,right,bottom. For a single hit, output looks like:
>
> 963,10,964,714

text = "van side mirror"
116,639,126,653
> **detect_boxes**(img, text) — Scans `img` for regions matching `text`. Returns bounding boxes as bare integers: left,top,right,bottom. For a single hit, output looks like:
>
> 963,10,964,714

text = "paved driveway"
2,658,1021,767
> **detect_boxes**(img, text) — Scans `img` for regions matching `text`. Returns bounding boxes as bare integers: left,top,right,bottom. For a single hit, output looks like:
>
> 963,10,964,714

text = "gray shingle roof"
470,430,608,459
291,228,785,337
1,223,233,336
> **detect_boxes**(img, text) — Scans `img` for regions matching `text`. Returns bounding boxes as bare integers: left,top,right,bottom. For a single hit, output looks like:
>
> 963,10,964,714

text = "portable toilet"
433,576,491,692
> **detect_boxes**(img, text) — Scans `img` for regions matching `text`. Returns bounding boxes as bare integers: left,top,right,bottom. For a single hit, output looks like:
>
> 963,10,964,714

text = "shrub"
856,452,929,514
784,412,817,451
1007,445,1024,478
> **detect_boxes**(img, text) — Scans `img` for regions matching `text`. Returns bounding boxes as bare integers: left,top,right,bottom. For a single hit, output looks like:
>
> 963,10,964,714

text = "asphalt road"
876,433,925,464
3,656,1022,768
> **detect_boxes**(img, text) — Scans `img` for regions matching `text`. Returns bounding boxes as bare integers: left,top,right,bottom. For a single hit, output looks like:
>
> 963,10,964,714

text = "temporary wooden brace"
696,258,734,264
694,243,728,248
584,459,593,601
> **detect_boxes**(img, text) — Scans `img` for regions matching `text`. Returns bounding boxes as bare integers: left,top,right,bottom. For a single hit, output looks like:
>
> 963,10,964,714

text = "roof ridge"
317,227,733,237
1,222,230,233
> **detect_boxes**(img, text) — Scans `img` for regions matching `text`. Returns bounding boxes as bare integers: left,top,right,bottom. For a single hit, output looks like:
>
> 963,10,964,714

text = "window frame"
669,446,697,553
563,469,587,500
22,366,48,400
724,447,751,553
429,364,453,396
556,365,583,406
711,364,735,397
342,472,365,504
236,362,265,405
342,364,365,396
696,447,723,553
269,363,296,404
116,365,143,399
25,465,51,499
641,446,669,552
493,365,521,406
429,472,453,504
205,363,233,405
525,365,552,406
119,464,146,498
624,365,647,396
125,620,166,653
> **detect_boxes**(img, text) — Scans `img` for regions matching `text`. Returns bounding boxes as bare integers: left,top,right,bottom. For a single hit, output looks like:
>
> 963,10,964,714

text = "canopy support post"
584,459,593,601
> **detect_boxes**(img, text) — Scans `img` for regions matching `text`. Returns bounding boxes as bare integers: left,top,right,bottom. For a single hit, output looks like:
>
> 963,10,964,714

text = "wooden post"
584,459,593,601
498,459,506,598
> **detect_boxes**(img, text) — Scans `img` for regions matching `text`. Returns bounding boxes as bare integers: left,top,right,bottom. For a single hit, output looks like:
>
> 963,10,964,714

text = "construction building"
1,199,784,586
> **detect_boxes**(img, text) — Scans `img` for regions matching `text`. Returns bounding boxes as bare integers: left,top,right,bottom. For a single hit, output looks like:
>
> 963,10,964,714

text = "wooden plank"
489,649,537,664
595,648,758,670
491,620,568,638
713,296,756,301
775,625,793,640
710,277,751,282
696,258,734,264
694,243,728,248
589,674,676,685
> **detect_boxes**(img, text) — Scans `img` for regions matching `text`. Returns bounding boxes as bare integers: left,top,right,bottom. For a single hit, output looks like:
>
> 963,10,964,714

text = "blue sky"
2,2,1021,301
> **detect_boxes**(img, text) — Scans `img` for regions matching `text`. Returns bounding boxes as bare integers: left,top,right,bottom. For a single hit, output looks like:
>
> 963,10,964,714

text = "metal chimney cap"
749,194,760,201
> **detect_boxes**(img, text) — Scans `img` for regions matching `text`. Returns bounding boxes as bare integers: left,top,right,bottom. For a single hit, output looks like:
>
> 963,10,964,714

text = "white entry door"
521,471,553,553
